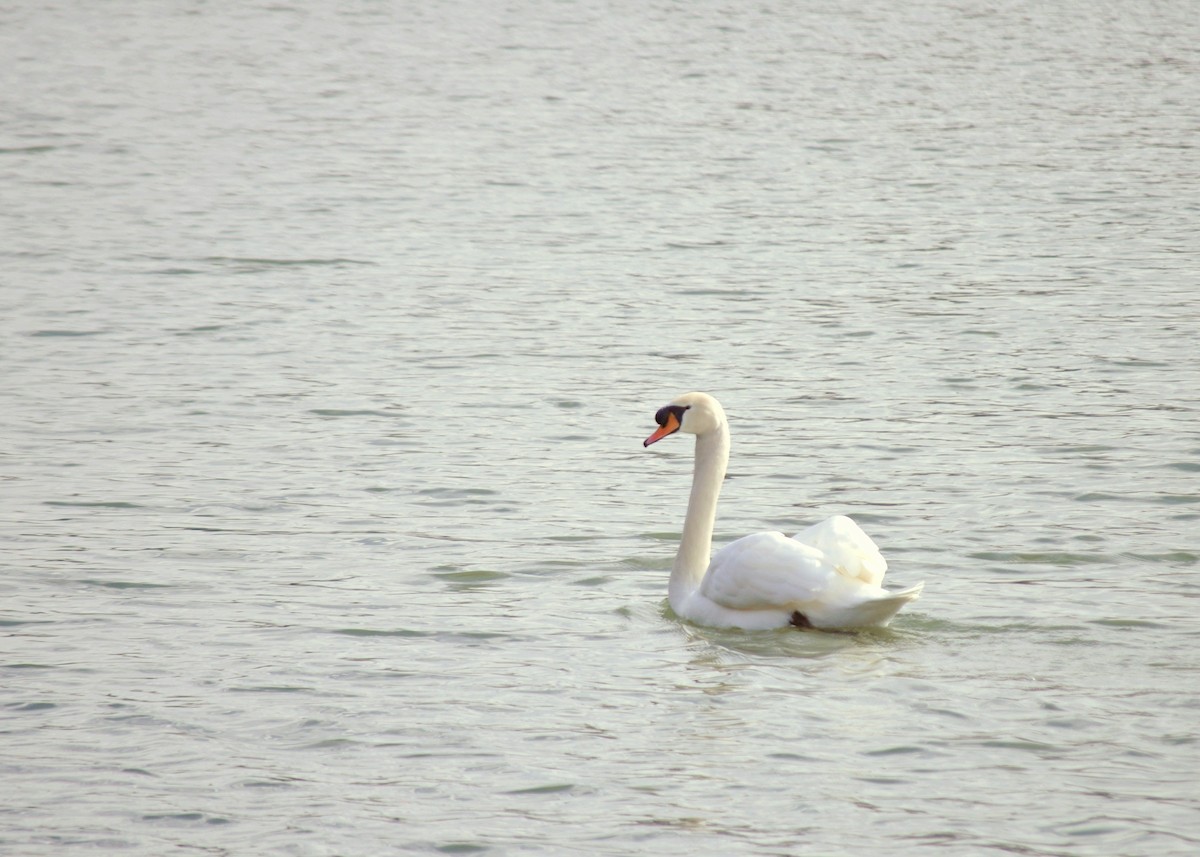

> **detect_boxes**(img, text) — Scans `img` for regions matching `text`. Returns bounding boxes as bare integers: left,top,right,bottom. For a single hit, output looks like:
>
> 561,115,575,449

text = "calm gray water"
3,1,1199,854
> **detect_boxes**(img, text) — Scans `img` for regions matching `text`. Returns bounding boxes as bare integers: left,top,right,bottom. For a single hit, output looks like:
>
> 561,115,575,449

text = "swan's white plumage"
645,392,923,631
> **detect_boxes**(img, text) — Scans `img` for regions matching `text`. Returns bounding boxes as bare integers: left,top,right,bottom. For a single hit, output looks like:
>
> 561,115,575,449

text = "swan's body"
644,392,923,631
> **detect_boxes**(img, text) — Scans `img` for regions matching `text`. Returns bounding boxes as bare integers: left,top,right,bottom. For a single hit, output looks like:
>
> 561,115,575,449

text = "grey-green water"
3,1,1198,854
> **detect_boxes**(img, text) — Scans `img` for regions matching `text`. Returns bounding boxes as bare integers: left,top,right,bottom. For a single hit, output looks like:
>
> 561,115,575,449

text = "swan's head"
644,392,726,447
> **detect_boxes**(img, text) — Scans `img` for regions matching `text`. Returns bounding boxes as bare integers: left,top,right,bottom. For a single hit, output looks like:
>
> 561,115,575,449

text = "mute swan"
644,392,923,631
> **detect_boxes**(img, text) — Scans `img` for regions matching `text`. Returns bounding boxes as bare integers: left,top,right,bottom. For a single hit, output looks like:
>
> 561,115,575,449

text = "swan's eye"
655,404,688,427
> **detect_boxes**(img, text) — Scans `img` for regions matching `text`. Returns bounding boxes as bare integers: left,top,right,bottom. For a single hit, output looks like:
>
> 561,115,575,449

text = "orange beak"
644,411,681,447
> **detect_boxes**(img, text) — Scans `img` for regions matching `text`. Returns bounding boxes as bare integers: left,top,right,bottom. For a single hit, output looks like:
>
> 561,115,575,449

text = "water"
3,1,1199,854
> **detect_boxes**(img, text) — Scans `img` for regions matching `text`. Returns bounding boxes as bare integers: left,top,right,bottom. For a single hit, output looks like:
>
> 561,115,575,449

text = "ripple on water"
968,550,1114,567
504,782,577,795
331,627,433,638
429,568,510,587
44,500,145,509
1089,618,1169,630
7,702,59,712
417,488,504,507
141,812,231,825
28,329,107,337
308,408,408,419
79,579,173,590
1127,551,1197,566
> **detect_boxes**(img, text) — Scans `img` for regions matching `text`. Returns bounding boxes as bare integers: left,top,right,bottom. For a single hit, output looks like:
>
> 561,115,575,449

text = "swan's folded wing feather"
792,515,887,586
700,531,838,610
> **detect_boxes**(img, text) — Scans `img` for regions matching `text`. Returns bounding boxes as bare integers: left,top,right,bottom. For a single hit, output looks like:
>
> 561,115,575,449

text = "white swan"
644,392,923,631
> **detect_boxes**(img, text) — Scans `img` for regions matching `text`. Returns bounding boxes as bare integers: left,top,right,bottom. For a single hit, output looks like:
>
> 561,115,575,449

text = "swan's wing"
792,515,887,587
700,531,839,611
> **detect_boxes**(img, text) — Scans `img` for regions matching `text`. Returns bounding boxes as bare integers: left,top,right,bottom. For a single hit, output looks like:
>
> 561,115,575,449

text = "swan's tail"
810,582,925,631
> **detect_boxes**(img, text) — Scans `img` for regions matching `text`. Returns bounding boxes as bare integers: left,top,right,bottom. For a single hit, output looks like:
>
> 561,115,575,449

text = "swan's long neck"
669,422,730,609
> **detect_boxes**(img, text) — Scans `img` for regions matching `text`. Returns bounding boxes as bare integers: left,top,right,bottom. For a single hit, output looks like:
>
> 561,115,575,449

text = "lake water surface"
3,1,1199,854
